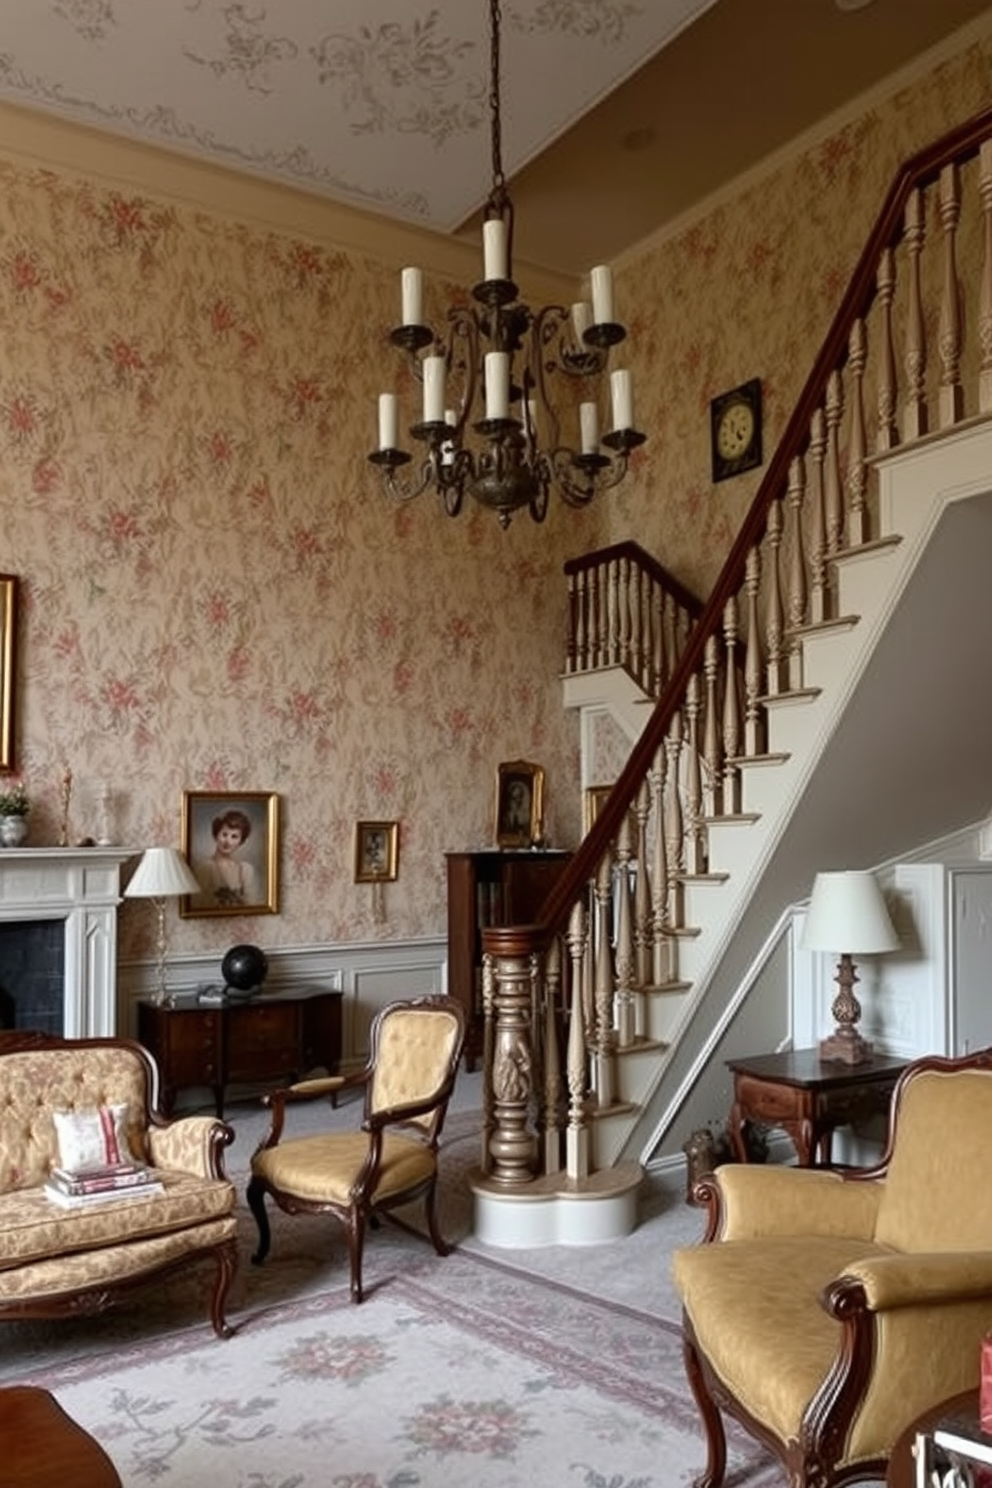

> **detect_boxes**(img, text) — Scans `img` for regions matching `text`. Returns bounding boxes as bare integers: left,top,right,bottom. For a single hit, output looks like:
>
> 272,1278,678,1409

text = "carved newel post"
481,926,540,1186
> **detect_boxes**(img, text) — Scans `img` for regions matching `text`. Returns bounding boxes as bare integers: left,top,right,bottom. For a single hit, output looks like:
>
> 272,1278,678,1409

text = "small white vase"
0,814,28,847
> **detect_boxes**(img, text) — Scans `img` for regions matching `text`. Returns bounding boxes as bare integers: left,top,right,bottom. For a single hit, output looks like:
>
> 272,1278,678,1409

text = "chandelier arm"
549,445,638,508
373,454,437,506
444,305,480,437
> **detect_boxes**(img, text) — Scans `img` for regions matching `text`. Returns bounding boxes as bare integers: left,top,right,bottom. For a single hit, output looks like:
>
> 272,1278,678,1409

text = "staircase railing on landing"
477,102,992,1193
563,540,704,699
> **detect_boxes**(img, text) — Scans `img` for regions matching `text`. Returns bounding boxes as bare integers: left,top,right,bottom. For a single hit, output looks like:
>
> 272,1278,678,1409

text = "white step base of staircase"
469,1160,643,1247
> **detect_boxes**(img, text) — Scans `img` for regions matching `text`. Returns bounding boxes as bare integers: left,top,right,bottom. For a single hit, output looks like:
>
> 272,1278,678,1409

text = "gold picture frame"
495,760,544,849
354,820,399,883
180,790,279,917
0,575,17,771
583,784,613,834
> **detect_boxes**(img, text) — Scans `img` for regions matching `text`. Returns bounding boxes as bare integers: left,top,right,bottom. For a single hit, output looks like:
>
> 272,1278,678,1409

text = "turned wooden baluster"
846,318,869,545
664,709,686,927
807,409,829,622
617,553,632,674
744,545,765,756
570,567,585,674
565,899,590,1180
722,596,742,814
702,632,722,816
902,186,928,441
663,588,679,692
592,853,616,1107
937,162,963,429
785,455,808,690
683,672,706,873
484,937,539,1187
633,778,653,992
824,370,845,556
980,141,992,414
613,813,637,1048
588,562,602,667
542,937,563,1175
650,744,675,984
876,246,899,451
606,557,620,666
764,491,786,698
629,559,644,688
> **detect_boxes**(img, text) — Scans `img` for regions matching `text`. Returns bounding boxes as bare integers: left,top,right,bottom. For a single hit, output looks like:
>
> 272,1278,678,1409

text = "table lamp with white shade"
801,869,900,1065
124,847,200,1005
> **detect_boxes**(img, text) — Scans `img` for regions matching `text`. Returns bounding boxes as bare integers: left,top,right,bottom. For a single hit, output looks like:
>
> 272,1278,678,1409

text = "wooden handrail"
537,100,992,936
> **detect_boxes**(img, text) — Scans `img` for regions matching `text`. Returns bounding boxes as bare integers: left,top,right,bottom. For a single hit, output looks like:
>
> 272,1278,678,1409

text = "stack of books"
931,1413,992,1488
44,1160,163,1208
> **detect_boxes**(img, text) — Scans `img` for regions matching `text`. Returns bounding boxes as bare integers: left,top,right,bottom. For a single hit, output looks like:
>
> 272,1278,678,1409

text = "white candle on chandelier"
610,369,634,431
378,392,399,450
579,401,599,454
590,265,614,326
423,355,446,423
483,219,509,281
401,267,423,326
571,300,593,347
485,351,510,419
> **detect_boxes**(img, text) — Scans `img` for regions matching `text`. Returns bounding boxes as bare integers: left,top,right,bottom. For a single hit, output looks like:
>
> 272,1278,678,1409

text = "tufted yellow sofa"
672,1048,992,1488
0,1031,238,1337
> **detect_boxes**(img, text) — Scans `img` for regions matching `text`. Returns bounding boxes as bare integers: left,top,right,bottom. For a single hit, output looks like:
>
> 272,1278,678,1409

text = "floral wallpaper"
1,23,990,966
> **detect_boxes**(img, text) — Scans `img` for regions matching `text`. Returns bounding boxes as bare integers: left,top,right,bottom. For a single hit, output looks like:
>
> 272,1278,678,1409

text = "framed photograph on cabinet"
180,790,279,917
354,820,399,883
495,759,544,849
0,575,17,771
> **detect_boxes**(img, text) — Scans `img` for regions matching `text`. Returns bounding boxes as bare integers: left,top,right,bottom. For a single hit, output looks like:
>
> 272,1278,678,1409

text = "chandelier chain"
489,0,506,199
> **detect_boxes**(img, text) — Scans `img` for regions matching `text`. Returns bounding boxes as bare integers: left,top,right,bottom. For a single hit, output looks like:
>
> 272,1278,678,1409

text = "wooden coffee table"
887,1387,978,1486
1,1385,122,1487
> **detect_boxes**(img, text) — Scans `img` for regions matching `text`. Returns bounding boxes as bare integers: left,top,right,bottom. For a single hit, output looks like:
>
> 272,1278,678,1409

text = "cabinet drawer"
227,1004,299,1076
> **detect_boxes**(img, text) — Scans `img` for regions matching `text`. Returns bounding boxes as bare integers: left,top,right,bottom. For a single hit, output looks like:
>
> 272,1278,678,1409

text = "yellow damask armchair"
672,1048,992,1488
247,994,465,1302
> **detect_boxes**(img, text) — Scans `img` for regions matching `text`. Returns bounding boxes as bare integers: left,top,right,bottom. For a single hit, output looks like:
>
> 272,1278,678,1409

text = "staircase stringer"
611,424,992,1168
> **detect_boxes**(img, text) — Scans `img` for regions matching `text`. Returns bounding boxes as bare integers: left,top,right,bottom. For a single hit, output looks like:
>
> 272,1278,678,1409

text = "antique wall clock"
710,378,762,482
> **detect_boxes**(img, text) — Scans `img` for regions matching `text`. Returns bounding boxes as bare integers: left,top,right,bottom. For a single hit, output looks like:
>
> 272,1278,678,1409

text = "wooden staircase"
470,104,992,1246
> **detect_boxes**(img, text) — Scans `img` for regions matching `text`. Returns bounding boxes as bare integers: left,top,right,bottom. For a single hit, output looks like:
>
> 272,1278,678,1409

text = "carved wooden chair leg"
682,1318,727,1488
246,1179,272,1265
347,1210,367,1302
424,1182,450,1256
210,1240,238,1339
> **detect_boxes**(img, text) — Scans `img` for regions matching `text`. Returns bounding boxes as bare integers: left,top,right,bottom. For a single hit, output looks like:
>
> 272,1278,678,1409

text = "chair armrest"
711,1165,881,1242
255,1072,364,1150
147,1116,234,1179
836,1250,992,1310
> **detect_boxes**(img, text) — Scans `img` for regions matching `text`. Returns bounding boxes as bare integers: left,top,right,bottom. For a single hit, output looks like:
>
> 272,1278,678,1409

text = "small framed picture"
494,760,544,849
354,820,399,883
583,784,613,834
180,791,279,917
0,575,17,771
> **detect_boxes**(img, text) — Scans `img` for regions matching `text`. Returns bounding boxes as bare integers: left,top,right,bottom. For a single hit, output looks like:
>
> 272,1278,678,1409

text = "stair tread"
702,811,761,827
786,612,859,639
679,871,730,884
759,686,822,707
727,751,790,768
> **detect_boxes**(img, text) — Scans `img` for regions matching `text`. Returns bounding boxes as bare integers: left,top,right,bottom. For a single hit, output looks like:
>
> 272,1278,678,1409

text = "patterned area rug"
9,1245,783,1488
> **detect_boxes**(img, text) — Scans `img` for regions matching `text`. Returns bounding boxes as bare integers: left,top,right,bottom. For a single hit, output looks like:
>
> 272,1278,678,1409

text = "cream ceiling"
0,0,988,276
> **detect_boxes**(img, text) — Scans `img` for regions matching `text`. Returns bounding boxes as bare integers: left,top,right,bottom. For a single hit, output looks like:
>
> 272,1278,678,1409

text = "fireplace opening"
0,920,65,1034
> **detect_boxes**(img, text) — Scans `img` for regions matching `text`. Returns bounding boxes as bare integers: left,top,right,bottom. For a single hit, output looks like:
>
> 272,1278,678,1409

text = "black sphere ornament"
221,944,268,997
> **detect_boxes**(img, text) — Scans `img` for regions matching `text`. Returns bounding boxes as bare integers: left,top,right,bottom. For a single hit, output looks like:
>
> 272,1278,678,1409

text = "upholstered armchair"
672,1048,992,1488
247,994,466,1302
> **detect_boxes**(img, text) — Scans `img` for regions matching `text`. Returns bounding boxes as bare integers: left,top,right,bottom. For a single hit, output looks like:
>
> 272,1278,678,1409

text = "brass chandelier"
368,0,645,528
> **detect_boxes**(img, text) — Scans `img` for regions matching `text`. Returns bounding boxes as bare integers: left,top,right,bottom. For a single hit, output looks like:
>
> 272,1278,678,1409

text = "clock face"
710,379,762,481
717,401,754,460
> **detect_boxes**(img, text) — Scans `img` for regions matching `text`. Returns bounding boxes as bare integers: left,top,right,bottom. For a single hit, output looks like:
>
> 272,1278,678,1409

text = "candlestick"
59,765,73,848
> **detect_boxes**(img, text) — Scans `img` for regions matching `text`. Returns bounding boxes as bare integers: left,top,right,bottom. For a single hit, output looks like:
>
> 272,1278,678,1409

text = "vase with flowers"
0,781,30,846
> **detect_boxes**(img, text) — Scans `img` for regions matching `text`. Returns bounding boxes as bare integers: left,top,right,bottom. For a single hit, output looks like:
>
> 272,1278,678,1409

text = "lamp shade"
125,846,200,899
800,870,899,955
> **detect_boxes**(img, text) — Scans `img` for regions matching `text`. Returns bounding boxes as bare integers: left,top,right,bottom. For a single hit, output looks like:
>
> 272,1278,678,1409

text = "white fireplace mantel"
0,847,134,1036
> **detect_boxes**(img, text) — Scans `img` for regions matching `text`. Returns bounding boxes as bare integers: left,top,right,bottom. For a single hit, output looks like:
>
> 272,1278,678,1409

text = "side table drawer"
734,1073,803,1124
227,1003,300,1081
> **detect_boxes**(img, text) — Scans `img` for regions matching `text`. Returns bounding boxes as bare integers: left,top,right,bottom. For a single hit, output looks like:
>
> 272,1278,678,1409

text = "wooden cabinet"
446,850,572,1069
138,988,342,1117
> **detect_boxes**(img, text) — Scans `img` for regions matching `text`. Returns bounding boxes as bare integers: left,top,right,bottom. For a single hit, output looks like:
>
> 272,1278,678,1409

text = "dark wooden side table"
138,986,342,1116
1,1385,122,1487
887,1387,978,1486
726,1048,909,1166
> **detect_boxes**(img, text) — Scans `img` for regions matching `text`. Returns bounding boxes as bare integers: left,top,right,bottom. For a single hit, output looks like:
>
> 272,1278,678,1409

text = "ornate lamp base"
819,952,873,1065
